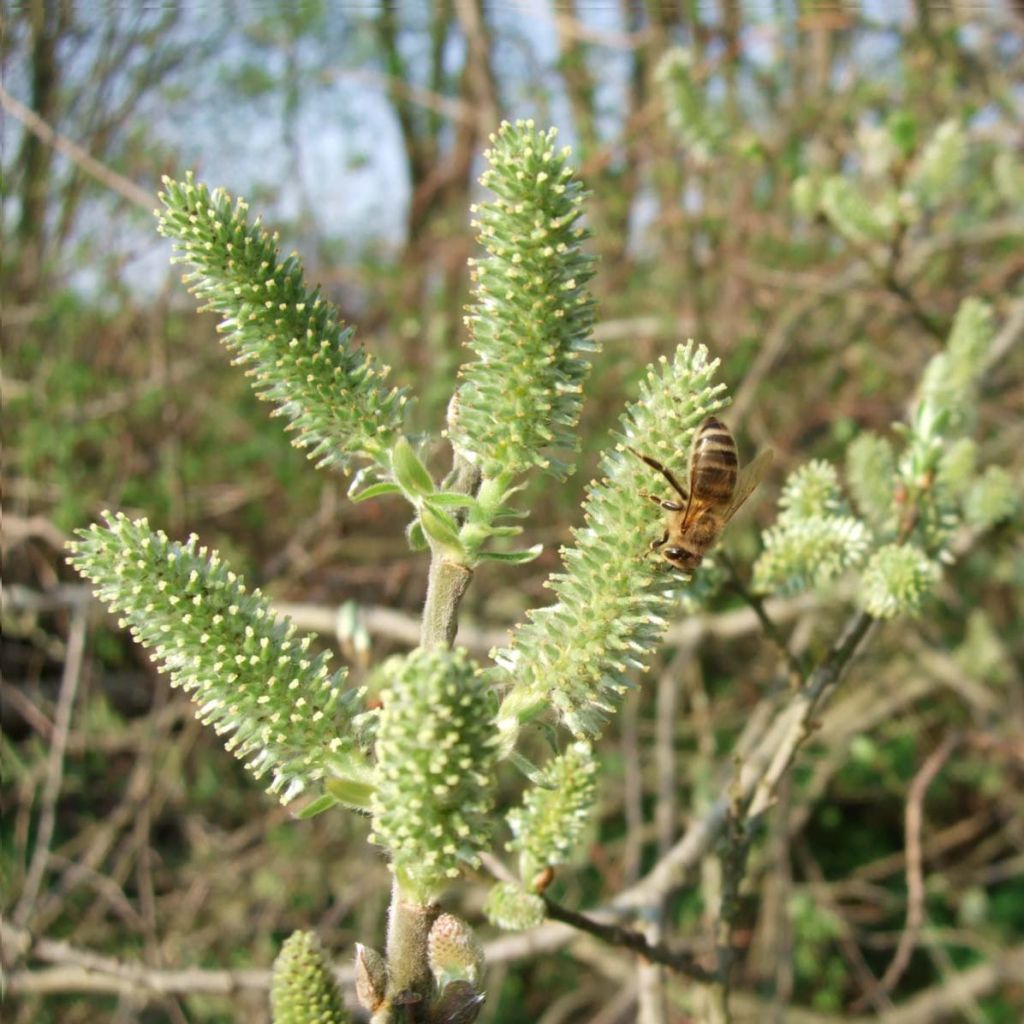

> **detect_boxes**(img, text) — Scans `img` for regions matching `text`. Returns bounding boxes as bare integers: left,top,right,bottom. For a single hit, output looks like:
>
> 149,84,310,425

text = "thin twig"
621,689,645,886
719,552,805,682
731,217,1024,429
0,84,153,210
0,920,276,997
6,582,829,659
983,296,1024,376
795,840,892,1016
852,733,962,1010
14,606,88,927
617,609,876,913
541,899,715,984
8,913,1024,1022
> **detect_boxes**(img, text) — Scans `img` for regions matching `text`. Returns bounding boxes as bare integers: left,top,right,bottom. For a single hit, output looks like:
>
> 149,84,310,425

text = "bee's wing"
725,448,774,519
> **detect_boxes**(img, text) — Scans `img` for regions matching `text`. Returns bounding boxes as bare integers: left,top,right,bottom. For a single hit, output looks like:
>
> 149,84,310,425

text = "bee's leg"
650,529,669,552
627,446,689,502
641,490,685,512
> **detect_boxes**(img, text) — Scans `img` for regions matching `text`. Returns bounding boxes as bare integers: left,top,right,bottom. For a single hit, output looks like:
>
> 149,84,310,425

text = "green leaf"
325,776,376,809
478,544,543,564
295,793,340,819
419,503,465,553
428,491,481,510
391,436,436,498
508,750,550,787
886,110,918,157
406,519,428,551
484,525,523,539
349,481,403,503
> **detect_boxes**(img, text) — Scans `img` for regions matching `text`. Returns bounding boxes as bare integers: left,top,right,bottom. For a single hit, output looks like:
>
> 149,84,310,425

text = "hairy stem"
374,883,441,1023
421,559,473,649
421,451,481,649
375,452,482,1022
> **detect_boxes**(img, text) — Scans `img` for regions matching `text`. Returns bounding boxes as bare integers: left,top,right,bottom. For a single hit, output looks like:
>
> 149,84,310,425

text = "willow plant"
68,120,1015,1023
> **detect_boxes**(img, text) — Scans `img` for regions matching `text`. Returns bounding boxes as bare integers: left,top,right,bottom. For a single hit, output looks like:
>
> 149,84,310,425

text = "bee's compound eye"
664,547,700,572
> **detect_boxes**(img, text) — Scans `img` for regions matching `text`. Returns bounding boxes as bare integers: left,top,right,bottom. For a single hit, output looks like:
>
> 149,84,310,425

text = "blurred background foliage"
2,2,1022,1022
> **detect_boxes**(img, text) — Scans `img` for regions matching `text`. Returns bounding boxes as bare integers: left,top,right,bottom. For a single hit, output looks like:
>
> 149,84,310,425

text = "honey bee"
628,416,773,573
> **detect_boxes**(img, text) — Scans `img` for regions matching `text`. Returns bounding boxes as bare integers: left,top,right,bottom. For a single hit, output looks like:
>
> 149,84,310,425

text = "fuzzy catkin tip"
507,741,597,883
452,120,597,481
67,512,364,804
156,173,409,472
271,931,349,1024
370,647,497,902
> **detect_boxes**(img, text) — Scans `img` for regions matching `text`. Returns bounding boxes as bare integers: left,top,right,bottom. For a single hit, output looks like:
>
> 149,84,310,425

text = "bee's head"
662,546,702,573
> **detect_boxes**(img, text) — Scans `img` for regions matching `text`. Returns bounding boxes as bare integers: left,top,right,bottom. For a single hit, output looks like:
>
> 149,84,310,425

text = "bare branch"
14,606,88,927
0,83,153,210
852,733,963,1010
541,898,715,984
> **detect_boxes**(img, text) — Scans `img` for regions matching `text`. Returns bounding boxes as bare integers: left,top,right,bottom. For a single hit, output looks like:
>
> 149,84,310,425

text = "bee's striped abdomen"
689,416,738,503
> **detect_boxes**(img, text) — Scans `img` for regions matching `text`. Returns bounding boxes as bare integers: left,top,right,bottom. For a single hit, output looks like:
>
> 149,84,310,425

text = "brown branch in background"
454,0,499,136
795,840,892,1017
7,915,1024,1022
617,609,876,915
719,552,805,683
620,689,646,887
0,920,277,997
525,612,875,990
730,217,1024,430
541,898,716,984
13,606,88,928
0,83,153,211
3,582,827,660
851,733,963,1012
342,67,472,125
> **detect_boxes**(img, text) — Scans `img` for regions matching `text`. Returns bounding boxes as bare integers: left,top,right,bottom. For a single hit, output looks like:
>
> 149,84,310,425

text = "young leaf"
295,793,340,819
419,503,466,553
349,481,403,503
325,777,376,810
391,436,436,497
406,519,429,551
477,546,543,564
429,491,481,510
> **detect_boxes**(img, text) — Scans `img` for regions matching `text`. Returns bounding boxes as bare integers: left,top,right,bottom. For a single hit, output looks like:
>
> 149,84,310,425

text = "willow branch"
420,559,473,649
0,84,153,210
14,606,88,926
541,898,714,984
616,608,876,912
852,732,962,1011
0,920,281,996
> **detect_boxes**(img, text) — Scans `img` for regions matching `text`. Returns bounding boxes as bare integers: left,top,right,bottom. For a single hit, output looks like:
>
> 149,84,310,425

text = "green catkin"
271,931,349,1024
452,119,597,481
369,647,497,903
68,513,365,803
157,174,408,470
